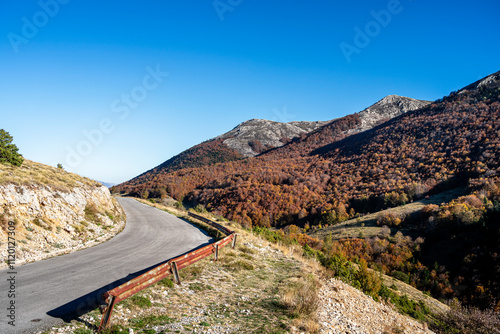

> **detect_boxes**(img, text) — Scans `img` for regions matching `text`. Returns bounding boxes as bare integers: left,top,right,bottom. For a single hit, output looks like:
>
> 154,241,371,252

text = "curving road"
0,197,213,334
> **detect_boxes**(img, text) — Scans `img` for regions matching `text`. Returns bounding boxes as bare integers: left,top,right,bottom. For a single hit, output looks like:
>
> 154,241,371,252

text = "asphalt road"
0,197,213,334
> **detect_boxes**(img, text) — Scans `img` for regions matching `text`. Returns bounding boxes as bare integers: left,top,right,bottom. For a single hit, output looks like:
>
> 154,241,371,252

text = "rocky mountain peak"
460,71,500,93
218,118,328,157
353,95,432,133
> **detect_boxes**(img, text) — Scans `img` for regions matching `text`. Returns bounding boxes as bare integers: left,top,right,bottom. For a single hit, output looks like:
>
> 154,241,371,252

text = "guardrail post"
98,295,116,332
97,213,237,332
214,244,219,261
231,234,237,249
171,261,181,285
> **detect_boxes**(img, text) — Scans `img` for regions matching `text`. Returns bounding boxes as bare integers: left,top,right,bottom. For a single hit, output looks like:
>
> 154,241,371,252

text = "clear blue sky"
1,0,499,184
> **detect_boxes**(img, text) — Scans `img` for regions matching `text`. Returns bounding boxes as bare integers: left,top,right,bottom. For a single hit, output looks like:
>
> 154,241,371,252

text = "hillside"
113,70,500,312
115,94,429,196
122,120,327,194
262,95,431,159
139,119,327,176
0,160,125,266
218,118,329,157
41,199,441,334
354,94,432,133
114,72,499,226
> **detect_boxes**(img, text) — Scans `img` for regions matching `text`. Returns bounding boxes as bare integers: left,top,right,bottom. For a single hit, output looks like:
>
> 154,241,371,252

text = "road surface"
0,197,213,333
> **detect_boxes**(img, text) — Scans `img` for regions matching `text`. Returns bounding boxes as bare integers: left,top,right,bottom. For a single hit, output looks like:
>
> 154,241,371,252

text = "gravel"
317,278,434,334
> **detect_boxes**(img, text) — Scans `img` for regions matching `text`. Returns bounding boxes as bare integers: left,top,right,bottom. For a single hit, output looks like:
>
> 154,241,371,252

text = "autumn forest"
114,72,500,316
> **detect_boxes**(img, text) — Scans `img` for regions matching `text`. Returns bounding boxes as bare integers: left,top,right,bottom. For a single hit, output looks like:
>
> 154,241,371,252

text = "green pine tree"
0,129,24,166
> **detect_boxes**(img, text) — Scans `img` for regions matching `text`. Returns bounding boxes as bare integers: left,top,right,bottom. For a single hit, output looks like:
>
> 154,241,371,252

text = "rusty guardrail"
97,212,236,331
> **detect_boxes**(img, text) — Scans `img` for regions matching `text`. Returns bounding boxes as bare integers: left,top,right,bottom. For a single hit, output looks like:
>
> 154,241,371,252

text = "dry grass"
309,187,465,241
29,198,327,333
74,198,325,333
379,272,450,315
0,159,101,191
280,274,320,333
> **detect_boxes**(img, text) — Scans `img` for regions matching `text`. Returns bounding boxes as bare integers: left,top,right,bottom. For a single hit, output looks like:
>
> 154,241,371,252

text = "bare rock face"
219,118,328,157
460,70,500,92
218,95,430,157
0,183,125,267
353,95,432,133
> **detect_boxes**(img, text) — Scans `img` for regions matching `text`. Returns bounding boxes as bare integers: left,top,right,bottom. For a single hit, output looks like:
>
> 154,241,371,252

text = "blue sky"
1,0,499,184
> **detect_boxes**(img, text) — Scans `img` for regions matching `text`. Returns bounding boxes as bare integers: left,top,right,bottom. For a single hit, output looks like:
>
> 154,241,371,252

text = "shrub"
84,204,101,223
280,275,319,318
432,301,500,334
253,226,298,245
391,270,410,284
378,285,430,321
353,261,382,299
193,204,207,213
377,212,403,227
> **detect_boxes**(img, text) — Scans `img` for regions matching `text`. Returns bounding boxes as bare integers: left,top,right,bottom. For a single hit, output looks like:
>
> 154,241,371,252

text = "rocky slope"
219,96,430,158
352,95,432,133
318,278,433,334
460,70,500,93
34,203,440,334
0,160,125,267
218,118,329,157
115,95,430,195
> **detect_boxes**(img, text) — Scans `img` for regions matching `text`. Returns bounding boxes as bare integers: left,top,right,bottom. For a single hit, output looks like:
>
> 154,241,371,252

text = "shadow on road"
46,240,212,324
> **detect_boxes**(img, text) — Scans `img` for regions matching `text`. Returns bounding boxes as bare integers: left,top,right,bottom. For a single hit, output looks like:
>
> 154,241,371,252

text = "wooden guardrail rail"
97,212,237,331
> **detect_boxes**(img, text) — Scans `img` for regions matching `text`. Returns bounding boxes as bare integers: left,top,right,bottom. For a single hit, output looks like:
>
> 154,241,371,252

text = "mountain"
116,94,430,195
217,118,328,157
132,119,328,181
260,95,431,160
353,94,432,133
98,180,117,188
113,71,500,311
114,70,500,230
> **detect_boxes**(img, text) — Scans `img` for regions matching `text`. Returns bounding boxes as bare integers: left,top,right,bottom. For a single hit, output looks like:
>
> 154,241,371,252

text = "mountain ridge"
119,94,430,192
112,70,500,313
114,71,500,229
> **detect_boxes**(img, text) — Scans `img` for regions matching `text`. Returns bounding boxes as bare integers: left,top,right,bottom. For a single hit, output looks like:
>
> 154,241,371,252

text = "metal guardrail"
97,212,237,331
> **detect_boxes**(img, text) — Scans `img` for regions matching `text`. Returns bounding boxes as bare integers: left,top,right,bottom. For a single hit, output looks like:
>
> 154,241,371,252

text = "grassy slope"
379,270,449,315
0,159,101,191
306,189,461,317
41,199,323,334
41,199,450,334
309,188,466,241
